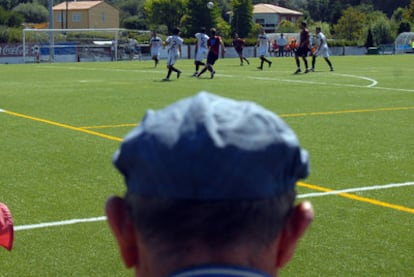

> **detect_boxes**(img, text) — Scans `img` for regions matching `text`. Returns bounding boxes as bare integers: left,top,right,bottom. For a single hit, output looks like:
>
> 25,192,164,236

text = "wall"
89,3,119,29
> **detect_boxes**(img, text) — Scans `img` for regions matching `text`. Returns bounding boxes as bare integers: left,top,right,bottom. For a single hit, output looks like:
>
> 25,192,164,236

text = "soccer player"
149,31,162,67
163,28,183,81
193,27,209,76
294,22,311,74
197,28,226,79
311,27,334,72
256,29,272,70
232,33,249,66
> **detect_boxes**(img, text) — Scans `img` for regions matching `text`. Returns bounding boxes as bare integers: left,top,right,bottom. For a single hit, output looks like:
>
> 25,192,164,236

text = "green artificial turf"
0,54,413,276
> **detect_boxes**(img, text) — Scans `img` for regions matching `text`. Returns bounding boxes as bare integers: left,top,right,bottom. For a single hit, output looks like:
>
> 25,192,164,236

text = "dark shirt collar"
169,265,272,277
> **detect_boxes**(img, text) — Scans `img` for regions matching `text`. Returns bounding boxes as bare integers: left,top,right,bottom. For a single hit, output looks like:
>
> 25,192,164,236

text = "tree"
364,28,374,48
397,22,411,33
183,0,220,36
366,11,394,45
333,7,367,42
230,0,253,37
405,0,414,24
0,0,27,10
277,20,297,33
12,2,48,23
307,0,330,22
144,0,187,34
119,0,147,30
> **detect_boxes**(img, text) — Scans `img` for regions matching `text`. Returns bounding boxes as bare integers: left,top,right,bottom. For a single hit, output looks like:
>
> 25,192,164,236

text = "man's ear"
276,201,314,268
105,196,139,268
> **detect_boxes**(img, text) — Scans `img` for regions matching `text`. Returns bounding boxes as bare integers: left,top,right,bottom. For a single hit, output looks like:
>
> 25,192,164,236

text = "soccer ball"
207,1,214,9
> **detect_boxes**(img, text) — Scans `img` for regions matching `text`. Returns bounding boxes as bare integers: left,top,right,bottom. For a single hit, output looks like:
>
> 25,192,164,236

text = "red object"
0,203,14,251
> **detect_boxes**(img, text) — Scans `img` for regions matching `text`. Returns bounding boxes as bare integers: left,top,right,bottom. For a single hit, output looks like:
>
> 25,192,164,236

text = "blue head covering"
113,92,309,200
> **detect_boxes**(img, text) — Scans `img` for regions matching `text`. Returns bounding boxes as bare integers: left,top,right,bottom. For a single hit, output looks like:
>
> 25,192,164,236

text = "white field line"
14,216,106,231
42,65,414,93
43,65,386,91
298,181,414,199
14,181,413,232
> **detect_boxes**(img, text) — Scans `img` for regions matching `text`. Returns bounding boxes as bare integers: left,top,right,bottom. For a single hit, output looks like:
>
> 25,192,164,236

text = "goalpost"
22,28,142,63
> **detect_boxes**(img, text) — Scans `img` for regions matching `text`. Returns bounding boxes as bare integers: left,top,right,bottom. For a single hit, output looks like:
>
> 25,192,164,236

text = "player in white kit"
311,27,334,72
163,28,184,81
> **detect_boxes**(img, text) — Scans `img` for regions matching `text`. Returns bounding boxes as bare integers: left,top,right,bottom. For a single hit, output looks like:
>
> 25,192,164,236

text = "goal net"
22,28,144,63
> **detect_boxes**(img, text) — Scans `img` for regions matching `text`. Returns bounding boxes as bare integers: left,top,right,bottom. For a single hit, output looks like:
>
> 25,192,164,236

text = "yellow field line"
2,109,122,142
280,106,414,118
80,123,137,129
3,109,413,215
78,106,414,130
298,182,414,214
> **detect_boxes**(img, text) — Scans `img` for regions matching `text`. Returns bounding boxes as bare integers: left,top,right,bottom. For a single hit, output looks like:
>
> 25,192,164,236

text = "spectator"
277,33,288,57
0,202,13,251
106,92,314,277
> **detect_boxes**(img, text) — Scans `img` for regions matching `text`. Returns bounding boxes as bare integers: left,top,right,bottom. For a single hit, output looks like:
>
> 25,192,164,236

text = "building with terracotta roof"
253,4,303,33
53,1,119,29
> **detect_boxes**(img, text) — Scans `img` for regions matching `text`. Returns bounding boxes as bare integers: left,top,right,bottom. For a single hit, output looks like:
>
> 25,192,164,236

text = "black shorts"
207,51,219,65
296,46,309,57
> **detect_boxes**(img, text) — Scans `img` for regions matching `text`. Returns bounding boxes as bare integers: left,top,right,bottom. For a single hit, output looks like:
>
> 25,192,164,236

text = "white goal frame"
22,28,141,63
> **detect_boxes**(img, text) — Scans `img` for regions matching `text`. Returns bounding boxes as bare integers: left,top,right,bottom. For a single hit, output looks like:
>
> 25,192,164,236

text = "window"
72,12,81,22
56,12,63,23
102,12,106,23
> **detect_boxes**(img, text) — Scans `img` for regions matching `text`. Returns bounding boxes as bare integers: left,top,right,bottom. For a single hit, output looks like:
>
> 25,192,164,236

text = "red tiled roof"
53,1,103,11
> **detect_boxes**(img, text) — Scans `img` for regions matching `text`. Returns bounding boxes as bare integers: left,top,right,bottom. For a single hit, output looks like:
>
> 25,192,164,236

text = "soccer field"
0,55,413,276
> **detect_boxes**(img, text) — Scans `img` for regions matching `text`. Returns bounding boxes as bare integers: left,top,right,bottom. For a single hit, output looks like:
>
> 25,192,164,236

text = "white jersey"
166,35,183,55
257,33,269,56
150,36,162,56
166,35,183,65
316,32,329,58
195,32,209,61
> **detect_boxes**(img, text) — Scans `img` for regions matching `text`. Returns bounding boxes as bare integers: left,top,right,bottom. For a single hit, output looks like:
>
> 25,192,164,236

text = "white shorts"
167,52,179,66
151,47,160,57
195,47,208,62
257,47,268,57
316,46,329,58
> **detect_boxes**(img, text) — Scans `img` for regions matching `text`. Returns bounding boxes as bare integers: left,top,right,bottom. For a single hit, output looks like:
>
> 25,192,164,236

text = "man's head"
301,21,307,29
172,27,180,35
210,28,216,36
316,27,321,34
106,92,313,276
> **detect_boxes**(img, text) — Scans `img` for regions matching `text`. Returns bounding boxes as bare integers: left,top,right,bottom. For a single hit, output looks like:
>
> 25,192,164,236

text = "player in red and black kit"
232,33,249,66
294,21,311,74
197,28,226,79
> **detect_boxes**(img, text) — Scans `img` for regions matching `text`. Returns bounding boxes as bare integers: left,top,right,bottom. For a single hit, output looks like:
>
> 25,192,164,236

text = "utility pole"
48,0,54,61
